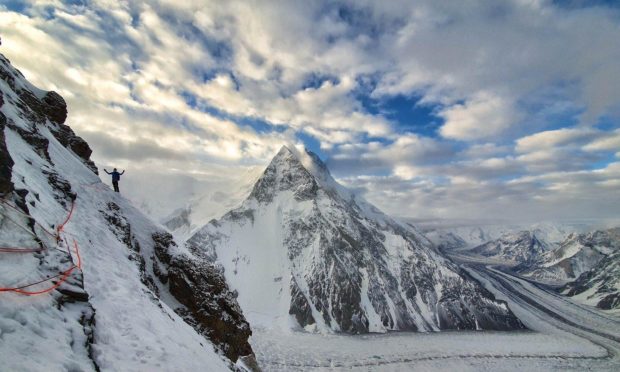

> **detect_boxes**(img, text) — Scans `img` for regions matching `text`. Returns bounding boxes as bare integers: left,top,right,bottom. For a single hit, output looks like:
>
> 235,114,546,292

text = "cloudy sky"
1,0,619,222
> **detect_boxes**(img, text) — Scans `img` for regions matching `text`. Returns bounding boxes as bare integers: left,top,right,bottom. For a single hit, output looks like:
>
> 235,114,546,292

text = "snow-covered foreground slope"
188,146,524,334
0,54,256,371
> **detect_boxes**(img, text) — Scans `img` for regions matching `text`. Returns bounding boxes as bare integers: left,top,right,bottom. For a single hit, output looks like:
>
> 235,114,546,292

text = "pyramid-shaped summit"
248,146,321,203
187,146,525,333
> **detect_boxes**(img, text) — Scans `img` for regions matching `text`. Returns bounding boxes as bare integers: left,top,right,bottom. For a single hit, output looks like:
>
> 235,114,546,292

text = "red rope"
56,200,75,235
0,199,83,296
0,266,77,295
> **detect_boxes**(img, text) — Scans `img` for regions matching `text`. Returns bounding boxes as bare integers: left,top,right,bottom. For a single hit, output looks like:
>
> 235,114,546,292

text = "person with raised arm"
103,168,125,193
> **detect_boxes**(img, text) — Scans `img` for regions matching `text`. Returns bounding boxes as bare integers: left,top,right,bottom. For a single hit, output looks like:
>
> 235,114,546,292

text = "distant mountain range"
428,221,620,311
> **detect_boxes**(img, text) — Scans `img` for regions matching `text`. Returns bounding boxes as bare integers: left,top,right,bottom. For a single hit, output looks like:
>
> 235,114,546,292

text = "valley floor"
250,262,620,371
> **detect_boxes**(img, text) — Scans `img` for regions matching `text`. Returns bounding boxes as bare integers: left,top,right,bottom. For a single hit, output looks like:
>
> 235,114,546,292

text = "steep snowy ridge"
188,146,524,334
518,228,620,285
0,54,256,371
561,228,620,310
470,231,551,265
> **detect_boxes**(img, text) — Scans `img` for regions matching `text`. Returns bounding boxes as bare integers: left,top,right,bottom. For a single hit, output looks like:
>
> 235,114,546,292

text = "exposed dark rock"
598,293,620,310
167,257,253,362
152,231,256,365
101,202,133,248
0,111,14,196
79,305,101,372
48,121,98,174
58,285,90,304
43,169,76,206
289,278,315,328
42,91,67,124
14,86,66,126
0,54,97,174
152,231,174,265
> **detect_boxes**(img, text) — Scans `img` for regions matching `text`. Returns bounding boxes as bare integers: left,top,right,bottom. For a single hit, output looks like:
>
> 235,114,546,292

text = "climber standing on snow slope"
104,168,125,193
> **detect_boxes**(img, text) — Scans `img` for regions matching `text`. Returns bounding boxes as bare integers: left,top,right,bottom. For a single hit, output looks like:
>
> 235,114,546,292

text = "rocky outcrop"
0,54,97,174
48,121,98,174
0,108,14,196
168,258,253,361
41,91,68,124
152,232,255,365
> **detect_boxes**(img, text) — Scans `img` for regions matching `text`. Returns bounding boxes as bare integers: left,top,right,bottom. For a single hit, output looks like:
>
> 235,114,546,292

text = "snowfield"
250,260,620,371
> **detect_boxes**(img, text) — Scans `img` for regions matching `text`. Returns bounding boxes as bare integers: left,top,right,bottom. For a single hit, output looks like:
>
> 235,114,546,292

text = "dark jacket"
105,170,124,182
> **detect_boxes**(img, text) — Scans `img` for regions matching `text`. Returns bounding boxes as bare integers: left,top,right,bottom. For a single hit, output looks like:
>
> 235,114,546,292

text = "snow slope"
0,53,255,371
188,146,524,334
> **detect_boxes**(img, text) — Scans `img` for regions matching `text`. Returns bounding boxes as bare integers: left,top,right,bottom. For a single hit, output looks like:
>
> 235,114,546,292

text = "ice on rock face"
188,145,525,334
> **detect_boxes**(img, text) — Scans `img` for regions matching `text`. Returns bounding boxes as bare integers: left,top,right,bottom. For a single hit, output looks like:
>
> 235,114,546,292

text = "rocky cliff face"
188,146,524,333
0,53,255,371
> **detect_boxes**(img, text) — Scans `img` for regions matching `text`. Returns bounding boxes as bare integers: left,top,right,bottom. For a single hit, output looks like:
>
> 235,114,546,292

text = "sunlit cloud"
1,0,619,221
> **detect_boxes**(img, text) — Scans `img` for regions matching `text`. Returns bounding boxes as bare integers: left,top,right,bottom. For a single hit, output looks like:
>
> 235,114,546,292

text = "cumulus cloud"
516,128,598,153
1,0,619,221
439,93,519,141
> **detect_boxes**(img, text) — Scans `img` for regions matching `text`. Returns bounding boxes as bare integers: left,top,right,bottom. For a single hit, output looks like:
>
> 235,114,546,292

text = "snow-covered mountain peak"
248,144,341,205
249,145,314,203
188,147,524,334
